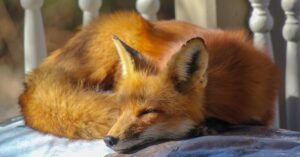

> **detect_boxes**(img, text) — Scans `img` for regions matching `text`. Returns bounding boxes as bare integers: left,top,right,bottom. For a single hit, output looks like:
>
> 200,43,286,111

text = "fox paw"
188,118,232,137
192,125,218,136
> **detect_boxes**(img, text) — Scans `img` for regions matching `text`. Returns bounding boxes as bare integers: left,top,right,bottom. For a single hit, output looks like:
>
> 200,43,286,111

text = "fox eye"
139,108,162,116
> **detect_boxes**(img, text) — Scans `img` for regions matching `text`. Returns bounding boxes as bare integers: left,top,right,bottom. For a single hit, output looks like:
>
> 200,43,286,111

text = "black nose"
104,136,119,147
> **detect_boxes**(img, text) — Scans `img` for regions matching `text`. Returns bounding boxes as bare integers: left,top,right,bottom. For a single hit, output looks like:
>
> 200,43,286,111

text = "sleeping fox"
19,12,280,152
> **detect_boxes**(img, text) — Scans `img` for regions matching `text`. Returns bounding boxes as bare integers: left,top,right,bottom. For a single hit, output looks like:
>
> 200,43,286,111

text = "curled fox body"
19,12,279,151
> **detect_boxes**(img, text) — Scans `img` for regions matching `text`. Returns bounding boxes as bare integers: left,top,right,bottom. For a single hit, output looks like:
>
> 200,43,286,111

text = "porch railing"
20,0,300,131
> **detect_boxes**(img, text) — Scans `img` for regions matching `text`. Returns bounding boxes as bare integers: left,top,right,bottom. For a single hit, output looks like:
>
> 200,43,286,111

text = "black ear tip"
112,34,120,41
112,35,127,47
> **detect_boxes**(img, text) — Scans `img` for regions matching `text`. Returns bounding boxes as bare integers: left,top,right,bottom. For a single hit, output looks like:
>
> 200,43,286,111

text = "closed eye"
138,108,162,116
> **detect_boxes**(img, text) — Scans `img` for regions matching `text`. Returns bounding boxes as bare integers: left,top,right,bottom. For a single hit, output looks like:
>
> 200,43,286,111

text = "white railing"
136,0,160,20
20,0,47,74
249,0,274,59
79,0,102,26
248,0,279,128
282,0,300,131
20,0,300,131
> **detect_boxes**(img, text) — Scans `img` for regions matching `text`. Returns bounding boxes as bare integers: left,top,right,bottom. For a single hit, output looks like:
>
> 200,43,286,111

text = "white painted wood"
249,0,280,128
175,0,217,28
79,0,102,26
175,0,249,29
282,0,300,131
20,0,47,73
249,0,274,59
136,0,160,20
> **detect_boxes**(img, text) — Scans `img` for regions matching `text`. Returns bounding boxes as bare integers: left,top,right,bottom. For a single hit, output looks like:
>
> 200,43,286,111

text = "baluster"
249,0,274,59
282,0,300,131
20,0,47,73
249,0,280,128
79,0,102,26
136,0,160,20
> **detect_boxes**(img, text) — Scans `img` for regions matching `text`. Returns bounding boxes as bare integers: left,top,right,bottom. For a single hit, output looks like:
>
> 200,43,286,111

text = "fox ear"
112,35,149,77
165,37,209,91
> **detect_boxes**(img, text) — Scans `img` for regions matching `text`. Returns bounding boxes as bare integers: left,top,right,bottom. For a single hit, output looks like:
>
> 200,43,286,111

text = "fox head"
105,36,209,152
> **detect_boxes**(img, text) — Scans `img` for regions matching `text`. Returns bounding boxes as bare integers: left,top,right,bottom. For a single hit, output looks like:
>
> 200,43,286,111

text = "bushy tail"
19,68,118,139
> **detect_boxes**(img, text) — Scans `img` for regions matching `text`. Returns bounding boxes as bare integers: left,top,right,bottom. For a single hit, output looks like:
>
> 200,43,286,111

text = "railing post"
79,0,102,26
249,0,274,59
20,0,47,73
249,0,280,128
282,0,300,131
136,0,160,20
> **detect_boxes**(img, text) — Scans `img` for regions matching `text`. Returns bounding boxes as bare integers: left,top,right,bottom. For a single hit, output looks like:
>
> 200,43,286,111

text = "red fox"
19,12,280,152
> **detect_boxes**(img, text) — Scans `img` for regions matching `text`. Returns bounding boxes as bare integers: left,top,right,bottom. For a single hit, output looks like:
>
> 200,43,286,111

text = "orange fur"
19,12,280,149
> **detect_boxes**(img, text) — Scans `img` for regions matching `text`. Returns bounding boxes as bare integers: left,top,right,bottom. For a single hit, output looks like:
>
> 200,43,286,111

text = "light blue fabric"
1,118,300,157
129,127,300,157
107,126,300,157
0,117,114,157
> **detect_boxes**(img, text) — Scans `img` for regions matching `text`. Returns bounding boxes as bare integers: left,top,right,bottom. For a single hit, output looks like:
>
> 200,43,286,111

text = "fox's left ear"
112,35,150,78
165,37,209,91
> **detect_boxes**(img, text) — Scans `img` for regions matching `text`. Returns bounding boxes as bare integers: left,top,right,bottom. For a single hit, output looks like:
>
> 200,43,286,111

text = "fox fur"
19,12,280,151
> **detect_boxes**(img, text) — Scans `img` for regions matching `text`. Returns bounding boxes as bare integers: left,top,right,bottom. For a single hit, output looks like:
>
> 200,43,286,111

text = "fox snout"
104,136,119,147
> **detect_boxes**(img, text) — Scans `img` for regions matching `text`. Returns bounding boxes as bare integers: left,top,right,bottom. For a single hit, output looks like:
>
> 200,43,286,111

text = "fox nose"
104,136,119,147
